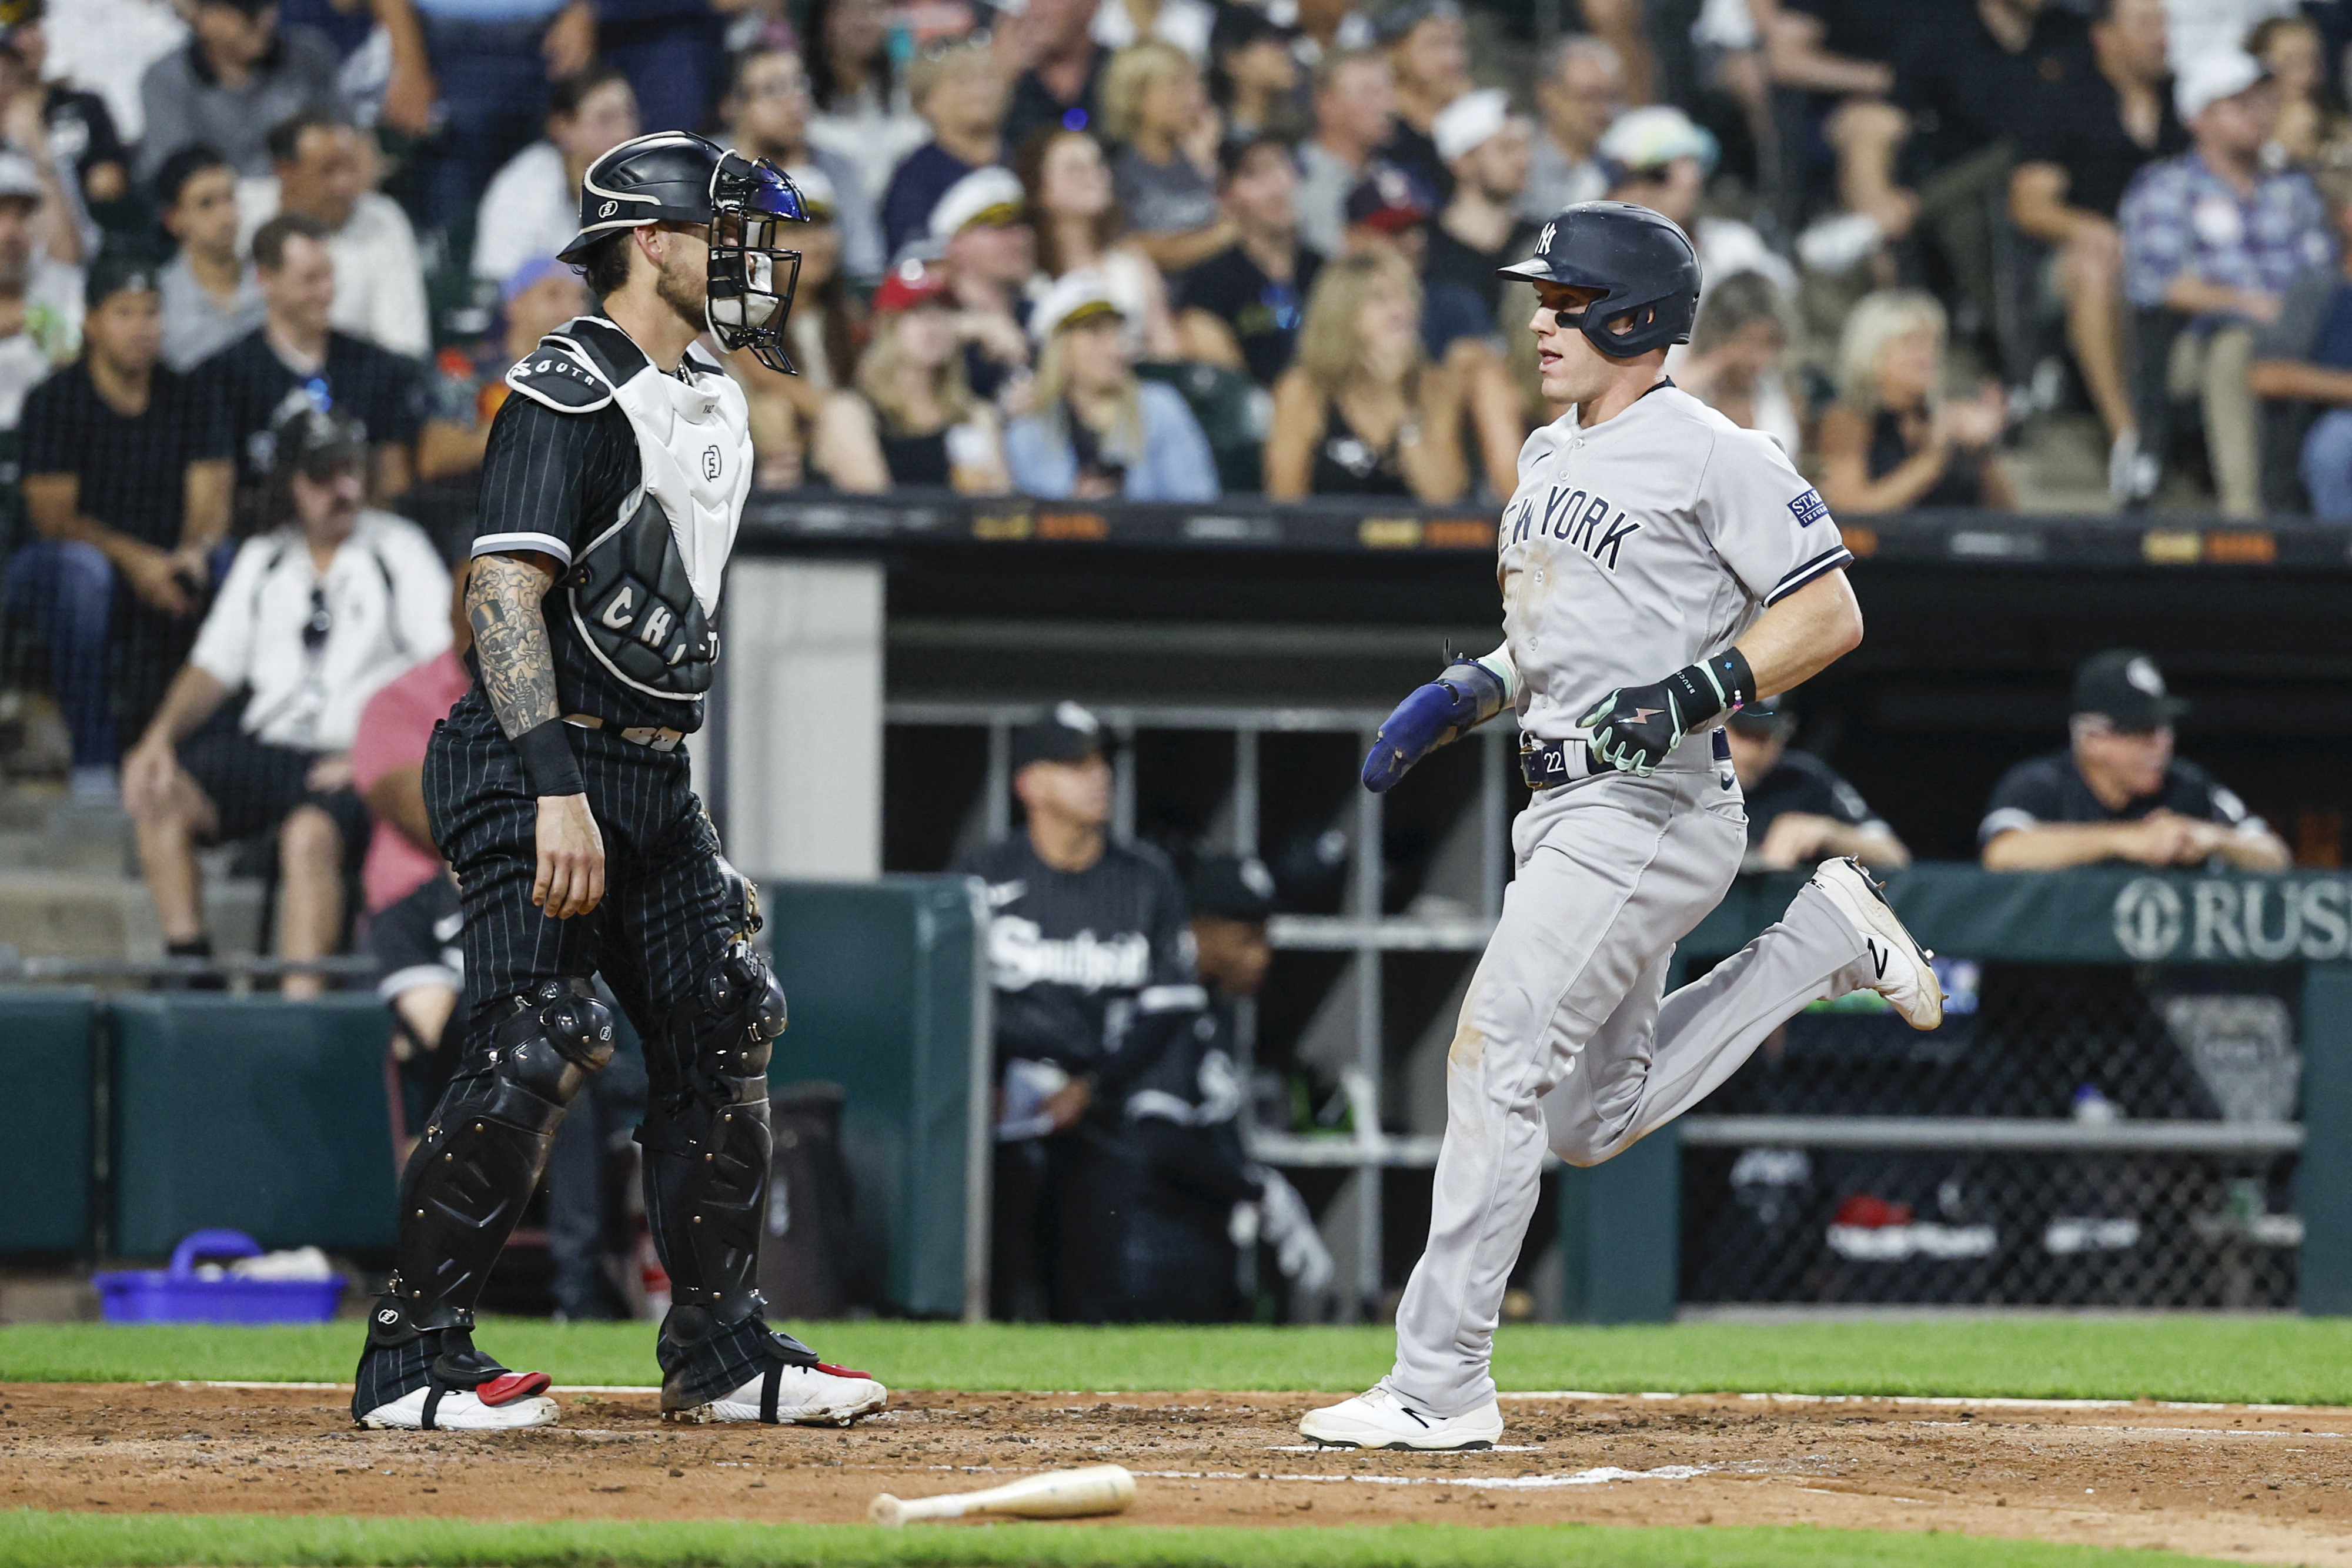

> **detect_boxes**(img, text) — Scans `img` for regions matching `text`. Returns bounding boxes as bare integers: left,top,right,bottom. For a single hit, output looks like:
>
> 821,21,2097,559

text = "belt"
1519,728,1732,790
563,714,684,752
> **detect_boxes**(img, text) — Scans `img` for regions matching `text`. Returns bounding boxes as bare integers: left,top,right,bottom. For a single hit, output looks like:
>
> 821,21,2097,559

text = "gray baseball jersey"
1379,380,1876,1420
1498,385,1852,741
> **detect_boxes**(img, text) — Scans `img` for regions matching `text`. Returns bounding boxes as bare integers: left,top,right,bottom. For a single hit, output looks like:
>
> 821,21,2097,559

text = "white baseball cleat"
1298,1386,1503,1450
358,1372,559,1431
665,1361,888,1426
1812,856,1943,1031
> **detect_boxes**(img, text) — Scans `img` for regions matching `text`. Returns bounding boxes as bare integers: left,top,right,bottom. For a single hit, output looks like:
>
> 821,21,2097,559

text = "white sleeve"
1693,425,1854,606
370,203,431,359
386,520,455,664
189,540,268,688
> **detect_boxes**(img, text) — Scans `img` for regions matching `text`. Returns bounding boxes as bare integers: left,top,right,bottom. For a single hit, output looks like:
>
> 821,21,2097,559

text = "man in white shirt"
240,112,428,357
123,404,450,997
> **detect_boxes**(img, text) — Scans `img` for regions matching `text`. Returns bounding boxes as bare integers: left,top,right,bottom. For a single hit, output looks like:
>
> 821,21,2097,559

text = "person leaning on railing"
1979,649,2290,873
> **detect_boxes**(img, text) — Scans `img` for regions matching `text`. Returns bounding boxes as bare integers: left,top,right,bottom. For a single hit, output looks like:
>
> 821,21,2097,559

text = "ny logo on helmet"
1537,222,1556,254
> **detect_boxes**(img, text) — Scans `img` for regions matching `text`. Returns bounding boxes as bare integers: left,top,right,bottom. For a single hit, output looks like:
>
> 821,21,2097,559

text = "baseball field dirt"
2,1382,2347,1564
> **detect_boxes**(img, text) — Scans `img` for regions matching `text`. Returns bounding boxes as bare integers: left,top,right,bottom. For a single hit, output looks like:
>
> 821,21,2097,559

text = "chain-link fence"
1679,957,2306,1308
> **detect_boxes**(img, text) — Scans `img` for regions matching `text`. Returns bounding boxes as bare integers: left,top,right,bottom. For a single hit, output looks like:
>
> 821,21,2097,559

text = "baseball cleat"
1812,856,1942,1031
1298,1387,1503,1450
358,1372,558,1430
664,1361,888,1426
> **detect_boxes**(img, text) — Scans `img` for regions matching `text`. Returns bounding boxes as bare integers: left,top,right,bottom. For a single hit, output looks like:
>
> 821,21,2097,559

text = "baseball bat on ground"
868,1463,1135,1526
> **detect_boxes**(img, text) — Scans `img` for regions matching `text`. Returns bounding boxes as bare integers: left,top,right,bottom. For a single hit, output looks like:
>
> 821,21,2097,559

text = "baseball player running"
350,132,886,1431
1300,202,1940,1450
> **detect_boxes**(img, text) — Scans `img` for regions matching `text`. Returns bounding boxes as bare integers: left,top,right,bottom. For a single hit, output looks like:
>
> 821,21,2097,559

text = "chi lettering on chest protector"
1304,199,1945,1455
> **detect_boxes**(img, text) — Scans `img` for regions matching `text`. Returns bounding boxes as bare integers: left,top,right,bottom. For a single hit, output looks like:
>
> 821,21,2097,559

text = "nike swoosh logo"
1401,1407,1430,1427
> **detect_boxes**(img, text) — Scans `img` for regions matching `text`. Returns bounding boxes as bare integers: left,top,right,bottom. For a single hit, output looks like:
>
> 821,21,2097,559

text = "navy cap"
2073,650,2189,730
1012,701,1105,770
1190,854,1277,922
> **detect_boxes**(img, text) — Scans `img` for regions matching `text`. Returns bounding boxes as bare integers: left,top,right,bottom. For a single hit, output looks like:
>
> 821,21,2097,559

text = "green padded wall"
111,994,398,1258
0,989,95,1253
762,877,984,1319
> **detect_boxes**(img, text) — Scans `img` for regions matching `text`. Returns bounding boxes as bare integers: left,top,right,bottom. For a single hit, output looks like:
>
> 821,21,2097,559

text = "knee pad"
389,979,613,1316
640,944,785,1321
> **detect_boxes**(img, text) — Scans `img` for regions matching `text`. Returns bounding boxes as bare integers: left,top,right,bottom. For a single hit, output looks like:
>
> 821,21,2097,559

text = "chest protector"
505,319,756,703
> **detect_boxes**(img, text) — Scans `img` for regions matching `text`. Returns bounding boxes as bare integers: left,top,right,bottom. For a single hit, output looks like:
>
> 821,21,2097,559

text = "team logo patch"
1788,487,1829,528
599,199,619,218
702,445,722,481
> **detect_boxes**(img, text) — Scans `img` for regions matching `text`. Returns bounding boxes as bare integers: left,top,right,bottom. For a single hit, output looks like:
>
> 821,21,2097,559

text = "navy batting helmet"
1498,200,1700,359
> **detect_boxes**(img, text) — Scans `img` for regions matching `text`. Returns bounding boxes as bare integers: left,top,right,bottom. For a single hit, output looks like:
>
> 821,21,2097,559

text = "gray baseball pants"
1384,745,1877,1416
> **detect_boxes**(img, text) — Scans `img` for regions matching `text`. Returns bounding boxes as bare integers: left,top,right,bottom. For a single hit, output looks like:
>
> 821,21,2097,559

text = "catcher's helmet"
1498,200,1700,359
559,131,813,374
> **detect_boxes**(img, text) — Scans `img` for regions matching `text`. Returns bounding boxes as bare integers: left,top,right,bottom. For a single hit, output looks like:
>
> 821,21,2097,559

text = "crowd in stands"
0,0,2343,992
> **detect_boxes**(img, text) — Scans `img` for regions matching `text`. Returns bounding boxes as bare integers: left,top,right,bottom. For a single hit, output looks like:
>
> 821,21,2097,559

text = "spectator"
1094,0,1214,61
270,0,436,139
2251,165,2352,517
245,112,428,358
725,45,881,284
1980,648,2289,871
44,0,185,148
11,252,229,802
406,0,593,232
1102,40,1229,273
1295,46,1391,256
930,165,1035,401
206,212,422,509
1175,133,1321,385
1723,697,1910,872
350,567,469,1126
731,166,863,486
1341,162,1486,358
596,0,721,143
2009,0,2184,504
1018,124,1180,360
0,0,131,218
470,65,639,287
1001,0,1106,151
1749,0,1907,236
1521,34,1619,221
1373,0,1469,204
2120,49,2328,518
1599,105,1796,305
416,253,587,482
804,0,924,208
1265,246,1465,500
135,0,343,182
948,702,1204,1322
2249,13,2337,168
1678,269,1802,459
1818,288,2013,513
1068,854,1331,1323
813,261,1008,492
1005,270,1215,500
1424,88,1534,320
0,150,84,430
154,146,262,373
878,36,1008,260
122,404,450,994
1209,5,1306,146
1282,0,1373,72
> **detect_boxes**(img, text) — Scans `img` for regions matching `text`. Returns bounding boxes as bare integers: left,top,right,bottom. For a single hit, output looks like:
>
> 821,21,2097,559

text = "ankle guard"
389,978,614,1317
352,1296,549,1423
656,1301,819,1411
640,941,786,1325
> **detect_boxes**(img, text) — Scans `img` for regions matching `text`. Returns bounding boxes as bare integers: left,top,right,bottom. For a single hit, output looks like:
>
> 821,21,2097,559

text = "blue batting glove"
1361,661,1506,793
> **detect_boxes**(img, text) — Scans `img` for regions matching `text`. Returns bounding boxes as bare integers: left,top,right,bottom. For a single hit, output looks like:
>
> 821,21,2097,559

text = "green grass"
0,1511,2234,1568
10,1318,2352,1404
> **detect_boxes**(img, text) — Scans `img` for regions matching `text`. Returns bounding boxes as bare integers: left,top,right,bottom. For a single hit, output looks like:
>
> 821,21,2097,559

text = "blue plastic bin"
93,1229,344,1325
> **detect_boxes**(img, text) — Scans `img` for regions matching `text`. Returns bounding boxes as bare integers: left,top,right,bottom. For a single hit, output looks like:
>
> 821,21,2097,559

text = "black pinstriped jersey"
951,833,1207,1098
467,316,750,734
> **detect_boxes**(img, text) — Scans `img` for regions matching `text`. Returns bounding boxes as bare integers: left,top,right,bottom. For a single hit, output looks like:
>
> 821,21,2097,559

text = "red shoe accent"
477,1371,553,1405
814,1362,870,1380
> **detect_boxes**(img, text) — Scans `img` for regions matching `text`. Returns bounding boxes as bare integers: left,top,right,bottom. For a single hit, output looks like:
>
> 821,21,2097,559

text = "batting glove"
1361,657,1509,793
1580,649,1755,777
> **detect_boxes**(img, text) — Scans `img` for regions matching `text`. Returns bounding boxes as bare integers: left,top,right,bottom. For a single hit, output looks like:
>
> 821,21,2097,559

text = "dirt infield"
4,1383,2350,1563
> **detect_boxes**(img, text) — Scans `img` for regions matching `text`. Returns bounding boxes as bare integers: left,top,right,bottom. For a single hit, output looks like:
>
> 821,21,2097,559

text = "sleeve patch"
1789,487,1829,528
505,350,612,412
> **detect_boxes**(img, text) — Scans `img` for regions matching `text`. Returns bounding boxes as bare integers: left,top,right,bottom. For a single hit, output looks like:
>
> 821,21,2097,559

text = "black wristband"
1665,646,1756,726
513,718,586,797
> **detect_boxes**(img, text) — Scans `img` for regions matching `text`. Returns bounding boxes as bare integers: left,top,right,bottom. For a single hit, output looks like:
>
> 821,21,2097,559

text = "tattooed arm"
467,549,605,919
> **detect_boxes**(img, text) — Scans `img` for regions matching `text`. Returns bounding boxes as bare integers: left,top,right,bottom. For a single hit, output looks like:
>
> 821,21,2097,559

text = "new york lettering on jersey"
1499,484,1643,569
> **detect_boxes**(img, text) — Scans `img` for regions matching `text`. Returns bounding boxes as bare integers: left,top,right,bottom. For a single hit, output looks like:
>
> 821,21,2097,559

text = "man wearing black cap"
1725,696,1909,873
1980,651,2289,871
12,251,230,802
950,700,1205,1320
1056,852,1331,1320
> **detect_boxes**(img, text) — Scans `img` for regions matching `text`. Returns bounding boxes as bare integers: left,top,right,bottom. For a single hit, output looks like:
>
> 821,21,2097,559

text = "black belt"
1519,728,1731,790
563,714,684,751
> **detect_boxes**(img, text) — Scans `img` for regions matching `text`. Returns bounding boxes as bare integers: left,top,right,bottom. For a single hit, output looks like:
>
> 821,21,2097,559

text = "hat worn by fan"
2175,49,2266,122
1433,88,1511,165
929,166,1027,242
1028,269,1124,345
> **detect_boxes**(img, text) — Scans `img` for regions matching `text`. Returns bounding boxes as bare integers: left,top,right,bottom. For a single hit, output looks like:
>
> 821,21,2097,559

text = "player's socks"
1298,1386,1503,1451
1810,857,1944,1031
